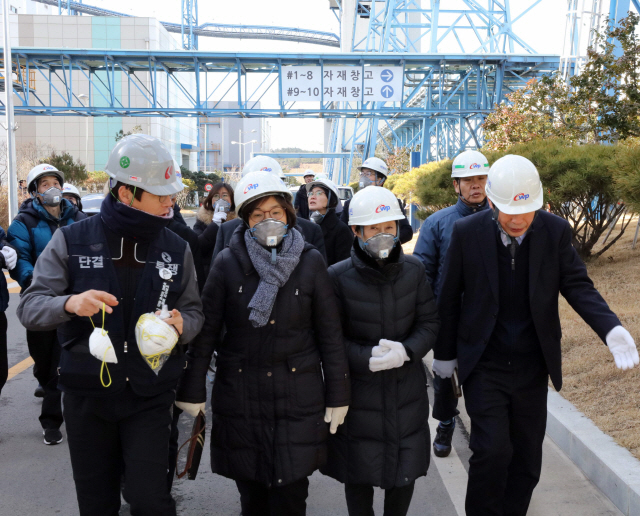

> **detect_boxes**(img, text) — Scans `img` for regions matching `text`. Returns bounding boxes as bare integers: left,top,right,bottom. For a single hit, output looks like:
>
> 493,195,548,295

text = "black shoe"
433,421,455,458
34,384,45,398
43,428,63,445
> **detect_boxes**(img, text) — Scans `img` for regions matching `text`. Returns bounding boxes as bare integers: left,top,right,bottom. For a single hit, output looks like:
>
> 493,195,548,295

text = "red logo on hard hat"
375,205,391,213
260,167,272,172
469,163,481,169
513,193,530,201
165,167,172,180
244,183,259,194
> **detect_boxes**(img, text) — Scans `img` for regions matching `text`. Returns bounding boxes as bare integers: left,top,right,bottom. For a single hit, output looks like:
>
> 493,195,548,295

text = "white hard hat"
452,150,490,178
485,155,544,215
62,184,80,197
235,171,293,215
303,169,315,178
242,155,284,179
104,134,183,196
306,177,340,209
173,160,184,184
348,186,404,226
358,157,389,178
27,164,64,193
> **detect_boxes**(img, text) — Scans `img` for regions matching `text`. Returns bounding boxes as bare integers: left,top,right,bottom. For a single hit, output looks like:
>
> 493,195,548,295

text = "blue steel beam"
32,0,341,48
261,153,350,158
0,49,559,119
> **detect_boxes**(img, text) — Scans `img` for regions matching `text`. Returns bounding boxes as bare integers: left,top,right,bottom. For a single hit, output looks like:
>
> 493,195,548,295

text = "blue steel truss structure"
33,0,341,49
325,0,556,183
0,48,558,184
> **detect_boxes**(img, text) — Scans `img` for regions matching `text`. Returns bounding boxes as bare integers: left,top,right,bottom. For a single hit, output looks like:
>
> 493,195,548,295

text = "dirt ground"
404,219,640,460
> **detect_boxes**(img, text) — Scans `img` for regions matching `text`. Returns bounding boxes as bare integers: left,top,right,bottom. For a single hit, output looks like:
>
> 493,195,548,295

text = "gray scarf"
244,227,305,328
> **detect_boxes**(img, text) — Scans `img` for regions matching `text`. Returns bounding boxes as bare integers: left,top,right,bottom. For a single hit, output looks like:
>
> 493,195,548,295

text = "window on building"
9,5,17,13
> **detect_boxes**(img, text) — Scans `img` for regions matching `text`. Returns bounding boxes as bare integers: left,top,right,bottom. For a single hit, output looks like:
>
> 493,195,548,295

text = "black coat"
317,210,354,267
211,216,327,267
340,196,414,244
321,243,439,489
435,210,621,390
177,225,351,487
167,219,205,293
294,184,310,220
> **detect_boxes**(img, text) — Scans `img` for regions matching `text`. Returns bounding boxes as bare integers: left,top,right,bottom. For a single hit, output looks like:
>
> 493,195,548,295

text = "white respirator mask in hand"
135,304,179,375
88,303,117,388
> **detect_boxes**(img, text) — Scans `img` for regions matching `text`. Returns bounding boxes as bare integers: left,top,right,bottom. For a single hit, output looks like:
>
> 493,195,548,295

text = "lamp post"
238,129,257,170
3,0,18,221
231,139,258,170
78,94,89,170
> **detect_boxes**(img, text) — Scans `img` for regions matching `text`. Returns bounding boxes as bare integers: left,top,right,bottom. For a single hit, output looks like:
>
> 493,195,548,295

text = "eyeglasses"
212,193,230,200
360,170,377,180
308,190,326,198
156,193,178,204
250,206,286,223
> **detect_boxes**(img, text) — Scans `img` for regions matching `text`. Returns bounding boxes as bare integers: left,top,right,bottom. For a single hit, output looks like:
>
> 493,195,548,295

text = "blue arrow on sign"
381,69,394,82
381,85,394,98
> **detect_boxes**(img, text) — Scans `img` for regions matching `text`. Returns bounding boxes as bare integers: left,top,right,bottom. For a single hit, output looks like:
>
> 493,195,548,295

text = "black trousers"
344,482,415,516
0,313,7,396
431,372,460,422
63,385,177,516
463,351,548,516
236,477,310,516
27,329,63,430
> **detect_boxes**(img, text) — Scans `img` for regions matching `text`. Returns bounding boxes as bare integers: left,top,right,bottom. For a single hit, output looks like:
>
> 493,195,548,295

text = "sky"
85,0,567,151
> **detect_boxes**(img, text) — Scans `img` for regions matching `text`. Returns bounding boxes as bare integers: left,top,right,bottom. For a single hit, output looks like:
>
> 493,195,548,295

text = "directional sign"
204,183,213,192
381,85,394,99
363,66,403,102
280,65,403,103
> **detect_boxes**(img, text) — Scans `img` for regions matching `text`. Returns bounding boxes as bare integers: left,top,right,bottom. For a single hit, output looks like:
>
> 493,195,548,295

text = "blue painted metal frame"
333,0,548,168
33,0,341,48
0,49,559,121
261,152,351,184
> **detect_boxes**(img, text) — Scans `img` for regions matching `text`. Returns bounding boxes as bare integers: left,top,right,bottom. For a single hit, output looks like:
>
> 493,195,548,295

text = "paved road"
0,216,625,515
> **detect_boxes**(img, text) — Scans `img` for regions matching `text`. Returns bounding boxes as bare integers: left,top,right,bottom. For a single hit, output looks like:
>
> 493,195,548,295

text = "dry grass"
558,219,640,459
404,221,640,459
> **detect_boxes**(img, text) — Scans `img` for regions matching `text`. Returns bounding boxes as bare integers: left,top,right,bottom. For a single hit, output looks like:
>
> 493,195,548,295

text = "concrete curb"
546,389,640,515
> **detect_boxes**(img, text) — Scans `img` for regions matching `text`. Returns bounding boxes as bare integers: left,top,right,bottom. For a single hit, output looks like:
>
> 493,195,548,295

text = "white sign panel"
362,66,403,102
282,66,322,102
280,65,404,103
323,66,363,101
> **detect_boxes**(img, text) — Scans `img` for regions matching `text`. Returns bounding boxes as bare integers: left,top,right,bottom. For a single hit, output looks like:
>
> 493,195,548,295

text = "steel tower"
181,0,198,50
328,0,548,182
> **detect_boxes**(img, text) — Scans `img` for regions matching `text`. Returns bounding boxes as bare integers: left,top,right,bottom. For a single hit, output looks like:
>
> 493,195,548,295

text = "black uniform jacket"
434,209,621,390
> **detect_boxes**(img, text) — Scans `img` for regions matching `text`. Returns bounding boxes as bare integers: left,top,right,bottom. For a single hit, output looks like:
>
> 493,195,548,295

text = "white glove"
369,339,409,372
433,358,458,379
176,401,206,418
88,328,117,364
1,246,17,270
213,211,227,225
324,406,349,434
606,326,639,371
